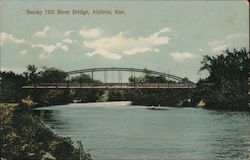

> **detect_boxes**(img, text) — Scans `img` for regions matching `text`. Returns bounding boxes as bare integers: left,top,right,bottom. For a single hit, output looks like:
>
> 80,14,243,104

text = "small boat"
147,106,156,110
146,105,168,110
73,99,81,103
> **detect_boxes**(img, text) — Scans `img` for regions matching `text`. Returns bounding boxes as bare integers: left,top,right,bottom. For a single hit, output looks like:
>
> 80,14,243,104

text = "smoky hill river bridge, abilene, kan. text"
22,67,197,89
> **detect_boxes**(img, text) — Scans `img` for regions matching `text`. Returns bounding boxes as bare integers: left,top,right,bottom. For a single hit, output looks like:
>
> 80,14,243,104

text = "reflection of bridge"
22,67,196,89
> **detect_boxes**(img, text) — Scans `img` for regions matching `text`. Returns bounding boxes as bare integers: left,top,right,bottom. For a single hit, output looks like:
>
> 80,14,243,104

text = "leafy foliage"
1,104,91,160
194,48,249,110
40,67,67,83
127,71,192,106
0,71,26,102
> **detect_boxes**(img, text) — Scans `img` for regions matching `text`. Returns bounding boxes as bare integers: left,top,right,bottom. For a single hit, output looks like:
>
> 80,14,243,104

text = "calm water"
37,102,250,160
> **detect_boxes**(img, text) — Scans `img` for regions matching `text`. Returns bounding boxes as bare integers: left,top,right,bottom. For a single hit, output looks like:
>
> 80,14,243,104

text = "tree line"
0,48,249,110
192,48,249,110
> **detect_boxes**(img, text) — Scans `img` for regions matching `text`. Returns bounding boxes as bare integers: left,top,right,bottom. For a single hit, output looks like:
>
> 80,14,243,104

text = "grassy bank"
0,103,91,160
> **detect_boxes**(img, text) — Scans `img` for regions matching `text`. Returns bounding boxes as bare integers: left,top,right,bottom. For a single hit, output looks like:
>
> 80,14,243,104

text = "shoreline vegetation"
1,103,91,160
0,48,249,159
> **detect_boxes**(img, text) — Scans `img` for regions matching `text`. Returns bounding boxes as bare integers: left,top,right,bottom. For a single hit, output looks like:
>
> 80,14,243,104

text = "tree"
70,74,93,84
0,71,26,102
23,65,39,84
196,48,249,110
40,67,67,83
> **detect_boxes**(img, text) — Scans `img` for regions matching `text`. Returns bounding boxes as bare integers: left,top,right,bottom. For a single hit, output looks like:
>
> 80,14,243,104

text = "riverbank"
0,103,91,160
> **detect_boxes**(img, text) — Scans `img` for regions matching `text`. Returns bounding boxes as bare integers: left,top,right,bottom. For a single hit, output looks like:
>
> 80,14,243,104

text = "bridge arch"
66,67,193,83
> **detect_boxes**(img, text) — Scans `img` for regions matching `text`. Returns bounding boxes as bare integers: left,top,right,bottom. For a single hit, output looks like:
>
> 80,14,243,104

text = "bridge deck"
22,83,196,89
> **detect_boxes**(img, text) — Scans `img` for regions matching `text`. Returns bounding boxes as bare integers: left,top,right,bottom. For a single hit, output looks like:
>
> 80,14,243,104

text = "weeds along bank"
0,103,91,160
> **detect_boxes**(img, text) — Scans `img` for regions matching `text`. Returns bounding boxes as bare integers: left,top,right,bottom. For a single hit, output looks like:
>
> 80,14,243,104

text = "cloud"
62,38,73,44
31,42,69,59
20,50,28,56
170,52,196,62
212,44,229,53
123,47,152,55
62,38,80,46
56,42,69,51
1,31,67,58
154,27,172,36
79,28,101,38
32,44,56,54
31,44,56,59
34,25,50,37
1,32,13,46
210,33,248,53
1,27,172,60
32,43,68,53
64,30,74,37
210,40,229,53
0,32,29,46
86,50,122,60
83,27,171,59
198,48,204,52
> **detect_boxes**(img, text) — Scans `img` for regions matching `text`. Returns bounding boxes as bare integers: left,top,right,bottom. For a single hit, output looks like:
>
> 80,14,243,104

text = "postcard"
1,0,249,160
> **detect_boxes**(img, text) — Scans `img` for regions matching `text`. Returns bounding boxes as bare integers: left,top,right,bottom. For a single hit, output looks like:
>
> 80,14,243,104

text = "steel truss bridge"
22,67,196,89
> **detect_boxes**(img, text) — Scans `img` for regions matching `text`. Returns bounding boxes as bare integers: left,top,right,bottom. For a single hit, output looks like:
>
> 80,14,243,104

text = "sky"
0,0,249,82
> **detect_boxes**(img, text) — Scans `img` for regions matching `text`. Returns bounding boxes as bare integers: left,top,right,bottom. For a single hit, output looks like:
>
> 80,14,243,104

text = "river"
37,102,250,160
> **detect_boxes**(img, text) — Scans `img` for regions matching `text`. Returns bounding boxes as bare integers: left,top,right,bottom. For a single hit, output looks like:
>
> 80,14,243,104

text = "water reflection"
36,110,73,135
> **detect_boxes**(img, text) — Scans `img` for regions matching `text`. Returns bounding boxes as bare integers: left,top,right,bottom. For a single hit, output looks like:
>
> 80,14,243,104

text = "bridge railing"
22,82,196,89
